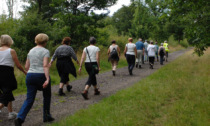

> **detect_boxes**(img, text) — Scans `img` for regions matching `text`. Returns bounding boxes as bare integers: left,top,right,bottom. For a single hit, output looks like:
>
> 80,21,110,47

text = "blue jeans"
126,54,135,72
17,73,51,122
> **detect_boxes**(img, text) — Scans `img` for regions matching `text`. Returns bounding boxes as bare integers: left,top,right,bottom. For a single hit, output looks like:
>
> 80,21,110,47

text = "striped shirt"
51,45,78,61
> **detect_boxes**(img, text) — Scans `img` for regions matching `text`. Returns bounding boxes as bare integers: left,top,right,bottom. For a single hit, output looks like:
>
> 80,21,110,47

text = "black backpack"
159,48,165,56
109,48,119,61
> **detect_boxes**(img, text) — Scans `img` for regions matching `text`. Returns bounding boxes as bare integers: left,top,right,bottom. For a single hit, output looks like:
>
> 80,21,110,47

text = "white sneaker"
8,112,17,120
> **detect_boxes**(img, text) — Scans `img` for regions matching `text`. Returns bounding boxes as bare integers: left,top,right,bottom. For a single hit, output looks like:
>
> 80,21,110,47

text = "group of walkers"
0,33,169,126
108,38,169,76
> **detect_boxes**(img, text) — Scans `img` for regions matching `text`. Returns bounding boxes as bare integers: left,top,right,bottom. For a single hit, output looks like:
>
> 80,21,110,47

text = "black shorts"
59,73,69,84
0,91,15,106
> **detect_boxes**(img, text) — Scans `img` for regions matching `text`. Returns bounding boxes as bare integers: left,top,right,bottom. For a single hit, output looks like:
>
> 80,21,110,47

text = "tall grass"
49,48,210,126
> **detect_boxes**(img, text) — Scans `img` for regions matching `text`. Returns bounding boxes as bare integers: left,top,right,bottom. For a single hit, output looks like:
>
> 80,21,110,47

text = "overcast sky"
0,0,131,18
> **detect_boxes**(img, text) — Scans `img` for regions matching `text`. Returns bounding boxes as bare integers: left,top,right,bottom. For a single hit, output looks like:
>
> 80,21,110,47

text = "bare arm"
134,47,137,57
107,48,110,56
117,46,121,57
124,46,127,56
79,51,86,73
96,51,100,70
43,57,50,88
11,49,26,75
25,58,30,72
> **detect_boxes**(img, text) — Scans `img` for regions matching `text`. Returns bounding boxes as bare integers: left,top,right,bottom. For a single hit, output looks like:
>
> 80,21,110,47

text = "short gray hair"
0,34,14,47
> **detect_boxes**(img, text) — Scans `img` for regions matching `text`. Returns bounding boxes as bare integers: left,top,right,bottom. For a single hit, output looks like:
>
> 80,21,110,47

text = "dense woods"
0,0,209,61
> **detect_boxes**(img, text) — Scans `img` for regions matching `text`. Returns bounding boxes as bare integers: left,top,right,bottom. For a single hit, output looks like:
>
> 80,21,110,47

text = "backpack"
109,47,119,61
159,48,165,56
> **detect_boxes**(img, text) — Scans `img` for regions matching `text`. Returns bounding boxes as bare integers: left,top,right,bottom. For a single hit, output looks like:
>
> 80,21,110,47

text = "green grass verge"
48,49,210,126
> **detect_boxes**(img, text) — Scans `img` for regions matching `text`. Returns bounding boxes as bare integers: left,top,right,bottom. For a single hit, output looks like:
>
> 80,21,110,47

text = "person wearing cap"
49,37,79,96
79,37,101,100
124,38,137,75
107,40,120,76
158,43,166,65
154,41,159,62
163,40,169,62
135,38,144,68
147,41,157,69
144,40,149,62
0,35,26,120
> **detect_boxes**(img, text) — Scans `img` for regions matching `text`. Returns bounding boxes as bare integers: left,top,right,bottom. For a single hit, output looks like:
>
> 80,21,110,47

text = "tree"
168,0,210,56
6,0,16,18
112,3,136,35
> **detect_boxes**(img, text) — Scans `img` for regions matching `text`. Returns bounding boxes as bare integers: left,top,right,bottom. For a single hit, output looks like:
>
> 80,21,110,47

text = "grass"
48,48,210,126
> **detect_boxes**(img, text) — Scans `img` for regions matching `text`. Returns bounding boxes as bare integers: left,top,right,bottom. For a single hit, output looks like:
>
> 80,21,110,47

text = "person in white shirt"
79,37,100,100
147,41,157,69
15,33,54,126
124,38,137,75
144,40,149,62
0,35,26,120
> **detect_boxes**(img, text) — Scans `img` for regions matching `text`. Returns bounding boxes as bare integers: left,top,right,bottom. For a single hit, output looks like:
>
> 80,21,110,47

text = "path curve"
0,48,191,126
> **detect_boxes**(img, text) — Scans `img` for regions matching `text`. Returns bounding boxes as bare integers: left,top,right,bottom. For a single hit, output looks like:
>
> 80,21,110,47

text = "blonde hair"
0,34,14,47
35,33,49,45
128,38,133,42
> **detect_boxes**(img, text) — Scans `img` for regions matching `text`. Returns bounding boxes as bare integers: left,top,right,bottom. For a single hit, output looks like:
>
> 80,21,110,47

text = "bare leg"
65,81,69,86
59,83,64,88
84,85,90,91
0,103,5,110
7,102,12,112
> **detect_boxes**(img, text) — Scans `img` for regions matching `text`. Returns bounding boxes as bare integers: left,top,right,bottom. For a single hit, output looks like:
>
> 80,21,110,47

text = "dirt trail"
0,49,191,126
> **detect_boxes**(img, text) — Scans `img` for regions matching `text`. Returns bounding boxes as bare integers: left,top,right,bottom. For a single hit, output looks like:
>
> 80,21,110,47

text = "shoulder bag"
86,47,99,74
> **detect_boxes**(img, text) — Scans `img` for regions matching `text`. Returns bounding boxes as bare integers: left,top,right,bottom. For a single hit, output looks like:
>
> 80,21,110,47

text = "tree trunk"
37,0,43,13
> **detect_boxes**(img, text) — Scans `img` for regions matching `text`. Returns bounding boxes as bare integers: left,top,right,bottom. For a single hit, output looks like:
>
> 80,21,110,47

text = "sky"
0,0,131,18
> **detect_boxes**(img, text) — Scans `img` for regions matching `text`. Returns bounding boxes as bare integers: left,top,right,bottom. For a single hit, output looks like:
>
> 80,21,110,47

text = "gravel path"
0,48,191,126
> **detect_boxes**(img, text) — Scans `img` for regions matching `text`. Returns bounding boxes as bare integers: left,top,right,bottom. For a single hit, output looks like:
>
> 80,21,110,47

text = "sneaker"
8,112,17,120
81,90,89,100
94,88,100,95
66,85,72,92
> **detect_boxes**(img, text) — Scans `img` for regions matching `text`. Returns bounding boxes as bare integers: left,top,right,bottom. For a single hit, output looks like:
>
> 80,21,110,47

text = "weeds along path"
0,48,191,126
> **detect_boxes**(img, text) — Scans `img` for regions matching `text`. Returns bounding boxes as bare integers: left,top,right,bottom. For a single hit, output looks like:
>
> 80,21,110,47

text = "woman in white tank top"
124,38,137,75
0,35,26,120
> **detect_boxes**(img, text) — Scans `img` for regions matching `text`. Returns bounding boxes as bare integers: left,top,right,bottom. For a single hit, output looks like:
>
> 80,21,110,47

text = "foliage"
112,3,136,35
168,0,210,56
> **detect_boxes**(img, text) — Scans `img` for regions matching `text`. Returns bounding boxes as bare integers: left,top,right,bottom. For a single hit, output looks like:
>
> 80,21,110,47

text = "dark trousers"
126,54,135,73
17,73,51,121
160,55,164,65
142,55,144,64
155,52,159,61
85,62,97,86
149,57,155,66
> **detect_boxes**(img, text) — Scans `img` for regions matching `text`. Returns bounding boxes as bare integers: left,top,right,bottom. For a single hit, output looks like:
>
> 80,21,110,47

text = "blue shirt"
135,41,144,50
155,44,159,53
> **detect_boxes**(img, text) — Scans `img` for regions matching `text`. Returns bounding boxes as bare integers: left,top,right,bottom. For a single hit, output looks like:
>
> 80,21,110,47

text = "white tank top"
0,48,14,67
